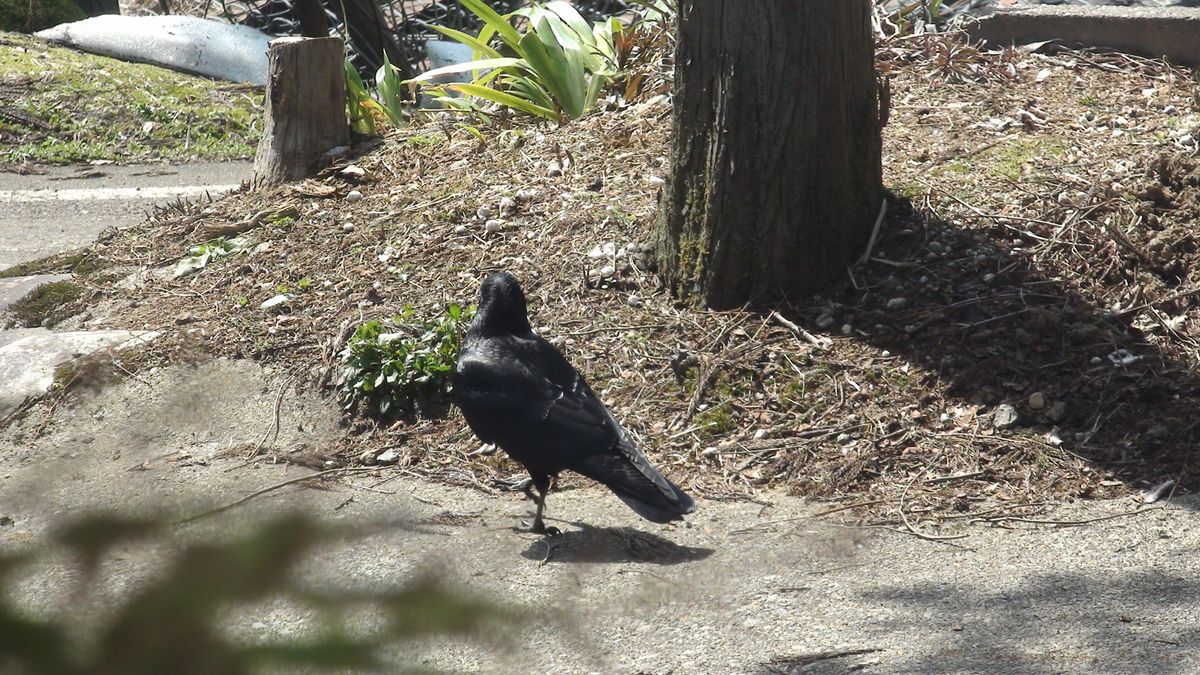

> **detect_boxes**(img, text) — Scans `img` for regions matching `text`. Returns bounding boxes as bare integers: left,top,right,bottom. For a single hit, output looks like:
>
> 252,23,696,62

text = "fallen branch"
177,466,377,526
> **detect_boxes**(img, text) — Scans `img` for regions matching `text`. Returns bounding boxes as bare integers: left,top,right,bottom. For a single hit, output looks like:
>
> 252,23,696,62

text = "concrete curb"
965,6,1200,66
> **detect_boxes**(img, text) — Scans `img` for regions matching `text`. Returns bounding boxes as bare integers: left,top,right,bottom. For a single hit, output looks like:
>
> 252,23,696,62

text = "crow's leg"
525,474,560,536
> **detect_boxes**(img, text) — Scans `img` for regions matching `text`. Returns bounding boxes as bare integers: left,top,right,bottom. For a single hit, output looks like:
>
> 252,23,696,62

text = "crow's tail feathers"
611,477,695,523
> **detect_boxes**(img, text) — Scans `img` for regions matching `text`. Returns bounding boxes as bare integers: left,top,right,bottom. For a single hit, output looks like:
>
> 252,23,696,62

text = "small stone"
359,450,378,465
1028,392,1046,410
886,297,908,310
841,324,852,335
260,294,292,311
836,433,852,445
484,219,504,234
376,448,400,465
476,205,493,219
627,294,643,308
647,175,666,187
816,313,836,330
599,264,615,277
753,429,768,440
340,164,365,178
346,190,363,203
547,161,562,177
515,188,538,202
992,404,1019,429
982,273,996,283
454,224,468,235
1035,68,1052,82
341,222,355,233
499,196,517,215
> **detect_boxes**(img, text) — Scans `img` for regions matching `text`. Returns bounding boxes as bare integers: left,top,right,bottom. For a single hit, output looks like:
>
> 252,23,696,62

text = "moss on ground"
0,32,262,164
8,280,83,327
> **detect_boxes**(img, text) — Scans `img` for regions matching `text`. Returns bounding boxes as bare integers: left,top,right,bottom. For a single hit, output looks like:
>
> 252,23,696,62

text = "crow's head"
472,271,532,336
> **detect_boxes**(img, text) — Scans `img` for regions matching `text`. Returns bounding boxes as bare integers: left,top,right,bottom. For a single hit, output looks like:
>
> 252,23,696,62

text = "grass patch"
8,280,83,327
0,249,110,278
0,33,262,164
983,137,1067,182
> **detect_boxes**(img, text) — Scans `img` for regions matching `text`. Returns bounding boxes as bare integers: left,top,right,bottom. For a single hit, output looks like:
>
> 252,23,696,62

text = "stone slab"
36,15,271,85
0,275,72,314
965,6,1200,66
0,329,159,418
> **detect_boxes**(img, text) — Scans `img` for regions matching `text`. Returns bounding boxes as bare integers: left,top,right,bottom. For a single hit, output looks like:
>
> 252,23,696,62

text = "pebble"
992,404,1019,430
340,165,365,178
376,448,400,465
599,264,615,277
816,313,836,330
341,222,355,233
753,429,768,440
547,161,563,177
499,196,517,215
627,294,643,308
886,297,908,310
345,190,363,202
454,224,468,235
841,324,853,335
836,433,853,445
359,449,378,465
477,205,493,219
515,188,538,202
484,219,504,234
647,175,666,187
1028,392,1046,410
260,294,292,311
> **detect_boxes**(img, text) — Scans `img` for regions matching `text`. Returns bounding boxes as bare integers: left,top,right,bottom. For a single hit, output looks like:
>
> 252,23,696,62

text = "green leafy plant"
173,236,252,278
403,0,623,122
337,304,474,416
0,513,515,674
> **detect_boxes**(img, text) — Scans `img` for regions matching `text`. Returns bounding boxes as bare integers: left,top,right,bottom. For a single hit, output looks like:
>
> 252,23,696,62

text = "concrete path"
0,161,251,270
1,359,1197,674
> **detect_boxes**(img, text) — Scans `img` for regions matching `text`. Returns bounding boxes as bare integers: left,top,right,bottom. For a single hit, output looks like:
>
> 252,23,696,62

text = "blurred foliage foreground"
0,513,514,674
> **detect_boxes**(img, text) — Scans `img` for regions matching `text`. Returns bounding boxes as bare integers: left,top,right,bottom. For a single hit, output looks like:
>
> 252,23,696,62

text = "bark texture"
655,0,883,309
253,37,350,184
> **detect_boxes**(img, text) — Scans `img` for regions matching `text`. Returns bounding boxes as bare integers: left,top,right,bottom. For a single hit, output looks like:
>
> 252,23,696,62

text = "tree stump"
254,37,350,184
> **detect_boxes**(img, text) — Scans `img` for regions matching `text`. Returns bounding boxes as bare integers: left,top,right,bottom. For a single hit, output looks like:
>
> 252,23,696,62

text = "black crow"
452,272,695,534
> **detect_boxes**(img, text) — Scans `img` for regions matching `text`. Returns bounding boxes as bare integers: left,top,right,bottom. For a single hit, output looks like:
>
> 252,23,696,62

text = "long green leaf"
448,82,557,120
428,24,502,59
522,15,586,117
404,57,522,85
458,0,522,49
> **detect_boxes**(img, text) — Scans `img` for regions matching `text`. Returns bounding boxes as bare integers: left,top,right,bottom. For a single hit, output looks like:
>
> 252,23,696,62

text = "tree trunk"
655,0,883,309
254,37,350,184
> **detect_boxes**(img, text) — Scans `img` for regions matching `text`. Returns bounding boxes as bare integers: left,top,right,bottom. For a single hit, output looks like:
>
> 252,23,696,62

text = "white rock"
484,219,504,234
346,190,363,202
992,404,1019,429
260,294,291,310
454,224,468,235
627,294,643,308
886,297,908,310
515,188,538,202
547,161,562,177
753,429,768,440
340,165,366,178
1028,392,1046,410
476,205,493,219
499,196,517,214
376,448,400,465
599,264,615,277
647,175,666,187
341,223,355,233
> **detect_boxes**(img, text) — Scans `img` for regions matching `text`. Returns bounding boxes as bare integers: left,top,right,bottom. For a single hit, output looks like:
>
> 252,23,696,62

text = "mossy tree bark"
655,0,883,309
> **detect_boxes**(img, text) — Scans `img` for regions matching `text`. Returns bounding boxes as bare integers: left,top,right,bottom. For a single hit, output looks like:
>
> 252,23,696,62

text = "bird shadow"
518,521,714,566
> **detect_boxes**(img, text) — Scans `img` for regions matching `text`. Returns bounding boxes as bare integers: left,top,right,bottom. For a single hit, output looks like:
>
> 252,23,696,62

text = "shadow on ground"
520,522,714,565
855,569,1200,674
777,188,1200,508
